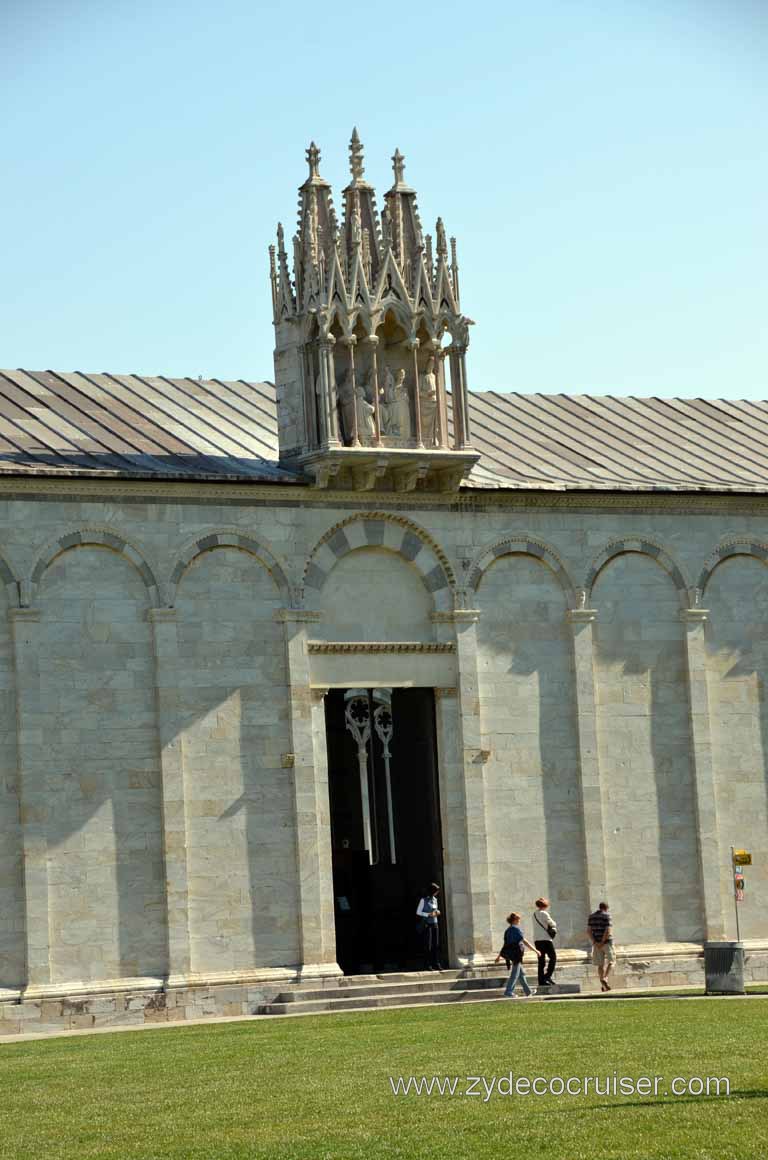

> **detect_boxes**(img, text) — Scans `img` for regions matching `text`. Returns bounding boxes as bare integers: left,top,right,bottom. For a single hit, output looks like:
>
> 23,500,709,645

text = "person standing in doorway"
416,883,441,971
587,901,615,991
495,912,541,998
532,897,557,987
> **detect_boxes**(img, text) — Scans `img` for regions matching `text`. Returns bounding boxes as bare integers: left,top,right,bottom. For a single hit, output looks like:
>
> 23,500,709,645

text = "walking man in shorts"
587,901,615,991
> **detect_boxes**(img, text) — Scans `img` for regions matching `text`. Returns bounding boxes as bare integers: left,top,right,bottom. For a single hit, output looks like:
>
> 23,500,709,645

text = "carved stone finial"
392,148,406,185
277,222,286,254
436,217,448,257
349,127,365,182
306,141,321,179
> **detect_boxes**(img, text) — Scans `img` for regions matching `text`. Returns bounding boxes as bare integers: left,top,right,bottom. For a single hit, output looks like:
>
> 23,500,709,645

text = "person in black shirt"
587,901,615,991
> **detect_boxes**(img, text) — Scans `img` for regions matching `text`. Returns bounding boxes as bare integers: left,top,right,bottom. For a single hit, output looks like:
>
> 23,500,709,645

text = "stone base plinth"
2,944,767,1037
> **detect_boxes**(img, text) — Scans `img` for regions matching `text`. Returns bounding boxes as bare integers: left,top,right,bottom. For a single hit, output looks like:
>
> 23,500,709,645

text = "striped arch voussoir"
168,532,291,605
30,529,161,606
302,514,455,612
468,537,576,605
698,540,768,595
586,539,688,597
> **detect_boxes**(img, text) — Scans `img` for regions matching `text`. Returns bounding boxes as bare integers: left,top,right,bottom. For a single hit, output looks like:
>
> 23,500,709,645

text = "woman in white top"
532,897,557,987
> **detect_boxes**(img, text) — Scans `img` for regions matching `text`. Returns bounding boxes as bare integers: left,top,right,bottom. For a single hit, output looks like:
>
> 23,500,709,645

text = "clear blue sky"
2,0,766,399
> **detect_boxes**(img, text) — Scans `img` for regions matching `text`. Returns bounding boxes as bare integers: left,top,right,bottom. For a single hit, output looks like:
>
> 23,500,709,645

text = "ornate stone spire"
349,127,365,184
391,148,406,187
270,134,478,484
306,141,321,181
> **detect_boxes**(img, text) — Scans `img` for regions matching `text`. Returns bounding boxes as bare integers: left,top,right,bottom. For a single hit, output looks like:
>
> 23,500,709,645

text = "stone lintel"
307,641,455,654
275,608,324,623
681,608,710,623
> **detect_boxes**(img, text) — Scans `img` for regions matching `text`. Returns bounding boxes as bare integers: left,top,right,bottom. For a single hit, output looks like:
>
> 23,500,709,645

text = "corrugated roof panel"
0,371,766,491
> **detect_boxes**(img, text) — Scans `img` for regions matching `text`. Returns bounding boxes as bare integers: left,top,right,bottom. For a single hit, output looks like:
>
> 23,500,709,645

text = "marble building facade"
0,134,766,1032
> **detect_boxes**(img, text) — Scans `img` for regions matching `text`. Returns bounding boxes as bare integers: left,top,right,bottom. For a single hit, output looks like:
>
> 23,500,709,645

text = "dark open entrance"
325,687,445,974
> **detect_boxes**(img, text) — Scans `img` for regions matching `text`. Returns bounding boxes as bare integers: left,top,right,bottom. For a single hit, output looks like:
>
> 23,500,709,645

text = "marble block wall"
0,489,766,998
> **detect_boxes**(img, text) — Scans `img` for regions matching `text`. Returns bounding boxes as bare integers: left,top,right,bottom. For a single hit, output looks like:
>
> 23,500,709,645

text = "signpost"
730,847,751,941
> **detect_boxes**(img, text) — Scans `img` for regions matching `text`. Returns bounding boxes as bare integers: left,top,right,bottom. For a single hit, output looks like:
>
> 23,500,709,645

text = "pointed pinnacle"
392,148,405,185
306,142,321,179
349,127,365,182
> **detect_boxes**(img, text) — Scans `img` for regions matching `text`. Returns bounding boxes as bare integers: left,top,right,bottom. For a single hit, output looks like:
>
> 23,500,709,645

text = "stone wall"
0,486,766,1015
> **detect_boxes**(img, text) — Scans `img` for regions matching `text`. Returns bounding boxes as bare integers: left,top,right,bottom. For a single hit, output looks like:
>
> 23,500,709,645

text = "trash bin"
704,941,745,995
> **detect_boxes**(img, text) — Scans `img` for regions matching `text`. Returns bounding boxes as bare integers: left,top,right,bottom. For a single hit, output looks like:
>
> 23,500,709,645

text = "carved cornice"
307,641,455,654
431,610,481,623
566,608,598,625
276,609,324,623
147,608,177,623
3,476,768,516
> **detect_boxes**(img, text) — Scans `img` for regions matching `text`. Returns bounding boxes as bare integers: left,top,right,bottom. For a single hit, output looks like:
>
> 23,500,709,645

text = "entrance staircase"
256,970,580,1015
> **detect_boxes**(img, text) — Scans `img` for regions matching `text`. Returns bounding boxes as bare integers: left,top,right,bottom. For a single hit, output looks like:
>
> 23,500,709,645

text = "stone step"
258,981,580,1015
275,976,509,1003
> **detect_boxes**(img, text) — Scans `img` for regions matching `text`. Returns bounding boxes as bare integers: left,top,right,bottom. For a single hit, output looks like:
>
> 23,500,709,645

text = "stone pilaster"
567,607,608,906
432,610,494,965
148,608,191,983
681,607,726,940
278,609,341,979
9,607,50,990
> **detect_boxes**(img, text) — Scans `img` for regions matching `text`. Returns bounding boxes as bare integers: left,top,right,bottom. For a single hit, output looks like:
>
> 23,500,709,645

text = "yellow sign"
733,850,752,866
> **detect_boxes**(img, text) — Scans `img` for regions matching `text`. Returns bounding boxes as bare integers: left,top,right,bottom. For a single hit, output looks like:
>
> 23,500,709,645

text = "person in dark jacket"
416,883,441,970
494,911,541,998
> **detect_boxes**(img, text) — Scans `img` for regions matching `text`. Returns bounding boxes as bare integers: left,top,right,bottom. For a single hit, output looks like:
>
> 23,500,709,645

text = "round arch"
586,538,690,600
168,531,291,606
698,539,768,596
30,526,161,607
467,535,577,605
302,513,455,612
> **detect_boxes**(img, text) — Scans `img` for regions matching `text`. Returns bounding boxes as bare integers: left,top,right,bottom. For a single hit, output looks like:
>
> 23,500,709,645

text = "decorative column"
681,605,726,940
148,608,192,984
567,604,608,907
342,336,360,446
9,607,51,991
432,610,494,966
278,609,341,979
448,344,470,450
364,334,382,444
318,337,340,448
408,338,423,447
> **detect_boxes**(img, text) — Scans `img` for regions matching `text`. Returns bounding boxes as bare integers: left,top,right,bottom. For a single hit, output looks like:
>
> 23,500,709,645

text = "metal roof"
0,370,765,493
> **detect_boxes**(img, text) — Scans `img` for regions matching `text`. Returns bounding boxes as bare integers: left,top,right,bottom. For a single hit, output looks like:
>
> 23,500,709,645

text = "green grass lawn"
2,998,767,1160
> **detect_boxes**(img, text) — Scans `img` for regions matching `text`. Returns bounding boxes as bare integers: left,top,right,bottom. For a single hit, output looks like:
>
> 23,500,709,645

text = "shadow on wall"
0,542,300,991
704,555,768,939
592,552,702,945
476,552,588,948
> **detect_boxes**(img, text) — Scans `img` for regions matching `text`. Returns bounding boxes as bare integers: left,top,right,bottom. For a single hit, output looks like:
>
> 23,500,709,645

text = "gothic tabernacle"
0,130,766,1034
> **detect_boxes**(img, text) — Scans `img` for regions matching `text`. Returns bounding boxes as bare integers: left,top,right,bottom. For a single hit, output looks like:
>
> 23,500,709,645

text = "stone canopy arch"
30,527,161,607
586,538,689,600
468,536,577,606
168,531,291,606
698,540,768,597
302,513,455,612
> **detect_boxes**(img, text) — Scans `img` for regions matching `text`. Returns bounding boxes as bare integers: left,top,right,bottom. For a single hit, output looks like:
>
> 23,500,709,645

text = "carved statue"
338,365,376,445
355,385,376,441
379,367,411,438
337,368,357,445
419,355,439,447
